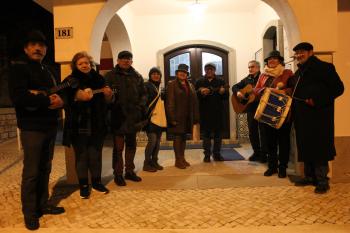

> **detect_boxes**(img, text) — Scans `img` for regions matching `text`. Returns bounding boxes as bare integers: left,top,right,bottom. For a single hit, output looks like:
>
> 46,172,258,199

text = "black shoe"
152,161,164,170
278,168,287,178
41,205,65,215
92,183,110,194
125,172,142,182
114,175,126,186
203,155,211,163
314,184,330,194
24,217,39,230
80,185,90,199
213,154,225,161
294,178,317,187
143,162,157,172
248,153,260,161
264,168,278,176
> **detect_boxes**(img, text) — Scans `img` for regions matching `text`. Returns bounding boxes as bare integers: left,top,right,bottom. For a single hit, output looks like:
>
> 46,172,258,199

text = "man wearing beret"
195,62,228,162
290,42,344,194
8,30,65,230
105,50,147,186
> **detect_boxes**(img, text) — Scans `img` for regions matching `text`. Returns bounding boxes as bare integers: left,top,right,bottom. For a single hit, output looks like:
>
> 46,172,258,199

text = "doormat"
220,148,245,161
159,143,240,150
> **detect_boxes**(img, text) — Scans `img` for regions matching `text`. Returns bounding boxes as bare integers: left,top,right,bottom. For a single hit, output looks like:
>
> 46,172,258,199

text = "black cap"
148,67,162,79
118,50,133,59
23,30,48,46
293,42,314,51
204,62,216,70
175,63,189,75
264,50,284,62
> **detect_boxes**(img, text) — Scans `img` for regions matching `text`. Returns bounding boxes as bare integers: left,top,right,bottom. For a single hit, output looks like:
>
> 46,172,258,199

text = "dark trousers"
72,136,104,185
112,133,137,176
173,134,186,159
304,161,329,185
247,111,261,154
145,130,162,163
202,128,222,157
260,122,291,169
20,129,57,218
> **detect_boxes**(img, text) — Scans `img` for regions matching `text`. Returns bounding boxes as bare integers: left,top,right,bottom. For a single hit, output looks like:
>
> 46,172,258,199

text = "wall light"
187,0,207,16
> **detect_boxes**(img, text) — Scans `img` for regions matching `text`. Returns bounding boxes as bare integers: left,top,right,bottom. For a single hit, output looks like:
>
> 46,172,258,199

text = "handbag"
150,89,167,128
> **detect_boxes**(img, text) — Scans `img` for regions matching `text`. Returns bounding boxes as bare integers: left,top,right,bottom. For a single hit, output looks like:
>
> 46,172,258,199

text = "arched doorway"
164,44,230,139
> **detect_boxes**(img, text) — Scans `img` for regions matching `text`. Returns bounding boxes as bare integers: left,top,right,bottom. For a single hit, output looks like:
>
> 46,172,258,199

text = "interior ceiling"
123,0,263,15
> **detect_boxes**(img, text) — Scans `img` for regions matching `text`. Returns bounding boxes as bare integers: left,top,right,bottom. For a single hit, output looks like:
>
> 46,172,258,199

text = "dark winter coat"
195,76,228,131
144,80,166,132
8,56,61,131
62,69,108,147
104,65,147,134
165,78,199,134
289,55,344,162
232,72,260,113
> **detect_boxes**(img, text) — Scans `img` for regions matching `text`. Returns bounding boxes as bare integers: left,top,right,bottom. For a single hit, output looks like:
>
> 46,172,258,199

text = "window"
169,53,190,76
201,52,223,75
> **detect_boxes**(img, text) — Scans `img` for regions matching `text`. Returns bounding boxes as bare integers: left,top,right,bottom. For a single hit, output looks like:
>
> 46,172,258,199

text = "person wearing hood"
143,67,166,172
62,51,113,199
289,42,344,194
253,50,294,178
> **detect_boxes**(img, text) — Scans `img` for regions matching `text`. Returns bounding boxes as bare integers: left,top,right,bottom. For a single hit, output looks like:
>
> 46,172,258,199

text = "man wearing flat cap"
8,30,65,230
105,50,147,186
195,62,228,162
290,42,344,194
166,63,199,169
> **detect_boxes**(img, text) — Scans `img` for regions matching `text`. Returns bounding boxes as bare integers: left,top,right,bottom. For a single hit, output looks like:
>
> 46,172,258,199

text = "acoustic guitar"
231,84,256,113
29,78,78,96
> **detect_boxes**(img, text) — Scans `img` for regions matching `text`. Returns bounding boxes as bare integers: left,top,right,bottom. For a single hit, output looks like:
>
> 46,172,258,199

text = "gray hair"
248,60,260,68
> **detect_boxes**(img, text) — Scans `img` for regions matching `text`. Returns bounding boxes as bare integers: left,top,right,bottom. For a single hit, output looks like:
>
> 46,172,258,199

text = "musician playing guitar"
195,62,229,163
231,60,265,163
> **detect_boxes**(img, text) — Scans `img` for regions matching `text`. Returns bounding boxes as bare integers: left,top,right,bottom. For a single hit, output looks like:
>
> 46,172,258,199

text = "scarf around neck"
263,64,285,77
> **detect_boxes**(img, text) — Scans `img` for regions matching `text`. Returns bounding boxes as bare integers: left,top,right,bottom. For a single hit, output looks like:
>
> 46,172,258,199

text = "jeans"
202,128,222,157
145,131,162,163
112,133,137,175
20,129,57,218
72,136,104,185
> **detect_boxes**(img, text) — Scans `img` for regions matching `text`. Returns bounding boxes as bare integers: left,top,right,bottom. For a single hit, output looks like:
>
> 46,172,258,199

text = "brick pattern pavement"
0,140,350,229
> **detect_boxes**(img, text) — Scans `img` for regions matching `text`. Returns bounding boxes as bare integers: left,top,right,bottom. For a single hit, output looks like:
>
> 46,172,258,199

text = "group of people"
232,45,344,193
8,30,344,230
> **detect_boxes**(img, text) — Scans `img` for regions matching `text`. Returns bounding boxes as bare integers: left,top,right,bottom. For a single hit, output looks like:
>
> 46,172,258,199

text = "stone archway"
89,0,301,64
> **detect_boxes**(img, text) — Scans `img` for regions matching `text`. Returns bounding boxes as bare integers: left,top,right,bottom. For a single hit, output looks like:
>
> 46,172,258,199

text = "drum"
254,88,292,129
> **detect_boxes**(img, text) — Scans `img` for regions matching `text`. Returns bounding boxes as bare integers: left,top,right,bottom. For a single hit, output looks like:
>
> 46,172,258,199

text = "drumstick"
292,96,306,102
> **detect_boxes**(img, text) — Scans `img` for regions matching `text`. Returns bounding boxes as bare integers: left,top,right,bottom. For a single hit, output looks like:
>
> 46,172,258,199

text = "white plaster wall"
116,3,280,81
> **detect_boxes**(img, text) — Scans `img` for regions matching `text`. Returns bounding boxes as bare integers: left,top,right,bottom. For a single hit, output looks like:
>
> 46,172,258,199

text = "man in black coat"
290,42,344,194
195,63,229,162
8,30,65,230
232,60,266,163
105,50,147,186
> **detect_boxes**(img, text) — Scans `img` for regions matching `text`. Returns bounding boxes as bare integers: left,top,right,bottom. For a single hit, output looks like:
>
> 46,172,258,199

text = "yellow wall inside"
54,1,105,62
334,11,350,136
288,0,338,52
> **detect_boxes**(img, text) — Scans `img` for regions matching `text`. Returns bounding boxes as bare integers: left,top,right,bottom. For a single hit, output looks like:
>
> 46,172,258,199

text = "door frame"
157,40,238,141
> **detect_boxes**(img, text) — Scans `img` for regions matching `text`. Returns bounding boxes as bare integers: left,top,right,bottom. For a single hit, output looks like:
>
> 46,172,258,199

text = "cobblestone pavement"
0,139,350,231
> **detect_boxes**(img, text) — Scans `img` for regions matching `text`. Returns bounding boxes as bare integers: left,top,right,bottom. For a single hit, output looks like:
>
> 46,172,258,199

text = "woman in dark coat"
62,51,113,198
143,67,166,172
289,42,344,194
166,64,199,169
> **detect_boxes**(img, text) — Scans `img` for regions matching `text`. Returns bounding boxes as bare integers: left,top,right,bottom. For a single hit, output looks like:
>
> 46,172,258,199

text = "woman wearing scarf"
62,51,113,198
253,50,293,178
